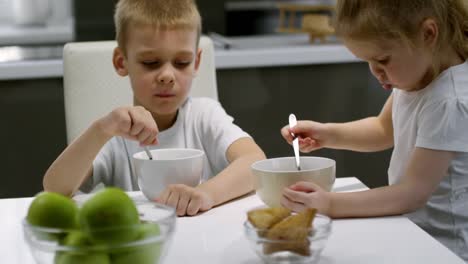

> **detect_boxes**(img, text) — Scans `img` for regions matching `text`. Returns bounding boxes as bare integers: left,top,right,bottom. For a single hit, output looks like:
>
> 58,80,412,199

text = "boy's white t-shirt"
389,60,468,260
80,97,251,193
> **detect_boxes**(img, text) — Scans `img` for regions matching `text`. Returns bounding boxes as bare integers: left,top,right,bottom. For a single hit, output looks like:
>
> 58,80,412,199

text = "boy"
43,0,265,216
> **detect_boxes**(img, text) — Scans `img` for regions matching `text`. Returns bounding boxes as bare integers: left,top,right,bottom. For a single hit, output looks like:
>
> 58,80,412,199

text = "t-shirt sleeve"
416,98,468,152
79,139,115,193
198,99,251,172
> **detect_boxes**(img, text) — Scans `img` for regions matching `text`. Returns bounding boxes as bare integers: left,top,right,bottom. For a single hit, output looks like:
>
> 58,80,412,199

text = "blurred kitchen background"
0,0,391,198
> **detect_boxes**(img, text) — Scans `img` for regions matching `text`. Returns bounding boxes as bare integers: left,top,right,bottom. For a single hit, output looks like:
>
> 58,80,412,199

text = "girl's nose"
369,63,385,82
157,64,175,84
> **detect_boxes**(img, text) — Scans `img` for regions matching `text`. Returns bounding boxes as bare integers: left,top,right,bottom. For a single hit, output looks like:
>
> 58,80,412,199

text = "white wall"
0,0,72,25
0,0,12,22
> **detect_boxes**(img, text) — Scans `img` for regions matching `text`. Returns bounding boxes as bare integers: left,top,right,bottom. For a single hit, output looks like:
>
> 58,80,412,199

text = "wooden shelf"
277,4,335,43
277,4,335,12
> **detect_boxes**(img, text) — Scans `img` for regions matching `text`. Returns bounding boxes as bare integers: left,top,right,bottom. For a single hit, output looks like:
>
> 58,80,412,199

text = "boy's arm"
196,137,266,206
327,93,394,152
44,106,158,196
43,121,112,196
327,147,454,218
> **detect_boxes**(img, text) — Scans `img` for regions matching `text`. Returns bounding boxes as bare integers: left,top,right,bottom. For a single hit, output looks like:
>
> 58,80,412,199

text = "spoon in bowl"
288,113,301,171
144,146,153,160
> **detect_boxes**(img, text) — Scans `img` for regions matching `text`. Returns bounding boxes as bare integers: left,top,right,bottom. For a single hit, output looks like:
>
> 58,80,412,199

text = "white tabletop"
1,177,464,264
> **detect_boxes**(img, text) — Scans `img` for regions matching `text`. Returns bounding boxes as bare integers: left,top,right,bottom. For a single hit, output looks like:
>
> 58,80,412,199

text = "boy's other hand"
155,184,215,216
280,181,331,215
98,106,158,146
280,120,329,153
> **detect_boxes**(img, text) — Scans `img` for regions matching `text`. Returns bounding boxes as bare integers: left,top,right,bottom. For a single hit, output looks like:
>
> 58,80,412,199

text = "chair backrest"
63,36,217,144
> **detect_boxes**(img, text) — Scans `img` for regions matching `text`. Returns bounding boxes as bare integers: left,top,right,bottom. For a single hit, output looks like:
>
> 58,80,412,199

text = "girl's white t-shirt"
389,61,468,260
81,97,250,193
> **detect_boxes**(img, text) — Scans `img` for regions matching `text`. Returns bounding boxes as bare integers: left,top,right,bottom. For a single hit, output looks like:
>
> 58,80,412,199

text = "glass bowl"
244,213,332,264
23,203,176,264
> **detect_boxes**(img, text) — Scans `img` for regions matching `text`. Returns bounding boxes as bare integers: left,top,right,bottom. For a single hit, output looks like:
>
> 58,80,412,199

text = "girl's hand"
155,184,215,216
98,106,158,146
280,181,331,215
280,120,331,153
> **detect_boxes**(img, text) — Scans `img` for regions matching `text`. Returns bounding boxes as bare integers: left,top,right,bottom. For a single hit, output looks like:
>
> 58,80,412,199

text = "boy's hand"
280,181,331,215
280,120,330,153
98,106,158,146
155,184,215,216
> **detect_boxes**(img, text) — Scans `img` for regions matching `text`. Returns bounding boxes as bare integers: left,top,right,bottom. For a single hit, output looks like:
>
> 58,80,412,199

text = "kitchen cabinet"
74,0,225,41
217,62,392,188
0,78,67,198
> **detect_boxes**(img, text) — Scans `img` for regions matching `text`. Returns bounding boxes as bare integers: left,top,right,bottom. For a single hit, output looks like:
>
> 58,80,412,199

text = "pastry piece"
263,208,317,256
247,207,291,230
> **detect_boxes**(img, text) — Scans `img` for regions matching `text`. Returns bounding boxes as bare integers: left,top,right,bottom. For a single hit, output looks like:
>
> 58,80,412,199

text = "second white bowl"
252,156,335,207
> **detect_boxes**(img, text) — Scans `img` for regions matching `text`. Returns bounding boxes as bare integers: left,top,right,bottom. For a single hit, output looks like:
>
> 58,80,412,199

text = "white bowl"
133,148,204,201
252,157,335,207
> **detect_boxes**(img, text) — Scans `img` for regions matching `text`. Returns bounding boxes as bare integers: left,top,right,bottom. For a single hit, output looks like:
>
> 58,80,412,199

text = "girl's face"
344,37,434,92
114,25,201,121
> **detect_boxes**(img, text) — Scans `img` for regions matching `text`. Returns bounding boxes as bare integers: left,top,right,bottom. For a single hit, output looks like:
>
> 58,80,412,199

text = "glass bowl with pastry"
244,207,332,264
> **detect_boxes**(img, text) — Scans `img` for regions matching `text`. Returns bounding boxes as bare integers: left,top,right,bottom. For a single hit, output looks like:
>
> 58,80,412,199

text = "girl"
280,0,468,261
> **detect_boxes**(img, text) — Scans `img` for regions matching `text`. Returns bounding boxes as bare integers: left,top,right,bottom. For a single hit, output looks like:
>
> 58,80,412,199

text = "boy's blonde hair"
114,0,202,53
334,0,468,61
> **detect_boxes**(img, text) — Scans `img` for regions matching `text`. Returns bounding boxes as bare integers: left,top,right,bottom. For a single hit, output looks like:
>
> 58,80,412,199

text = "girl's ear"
193,48,202,76
113,47,129,76
421,18,438,49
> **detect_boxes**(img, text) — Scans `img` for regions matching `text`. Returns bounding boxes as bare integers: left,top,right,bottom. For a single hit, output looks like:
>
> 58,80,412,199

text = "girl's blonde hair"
114,0,202,53
334,0,468,61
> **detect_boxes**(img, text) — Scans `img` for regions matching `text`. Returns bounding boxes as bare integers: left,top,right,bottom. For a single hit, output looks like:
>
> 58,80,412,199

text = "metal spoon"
144,146,153,160
288,113,301,171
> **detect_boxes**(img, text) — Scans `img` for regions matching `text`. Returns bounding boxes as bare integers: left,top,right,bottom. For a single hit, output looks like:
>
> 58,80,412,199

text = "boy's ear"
112,47,129,76
194,48,202,75
421,18,438,48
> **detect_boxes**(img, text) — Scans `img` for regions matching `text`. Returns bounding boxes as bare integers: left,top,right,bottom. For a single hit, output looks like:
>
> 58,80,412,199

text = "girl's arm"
328,93,394,152
328,147,454,218
43,121,112,196
196,137,266,206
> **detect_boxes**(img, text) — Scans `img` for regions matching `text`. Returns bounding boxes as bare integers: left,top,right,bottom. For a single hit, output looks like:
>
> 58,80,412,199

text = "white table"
1,178,464,264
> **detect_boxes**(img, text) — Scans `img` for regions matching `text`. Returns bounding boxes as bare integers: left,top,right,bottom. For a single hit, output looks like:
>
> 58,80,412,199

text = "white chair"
63,36,218,144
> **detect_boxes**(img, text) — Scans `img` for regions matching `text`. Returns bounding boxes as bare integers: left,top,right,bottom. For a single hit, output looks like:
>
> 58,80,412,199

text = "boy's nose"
158,75,174,84
157,65,175,84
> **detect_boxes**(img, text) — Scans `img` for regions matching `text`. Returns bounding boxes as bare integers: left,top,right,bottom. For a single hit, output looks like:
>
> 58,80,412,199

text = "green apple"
26,192,79,241
60,230,91,246
79,187,140,244
55,230,110,264
54,252,110,264
27,192,79,229
111,223,162,264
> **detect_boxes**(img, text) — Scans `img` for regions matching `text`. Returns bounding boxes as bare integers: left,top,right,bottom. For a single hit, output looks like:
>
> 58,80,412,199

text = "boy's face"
113,25,201,120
